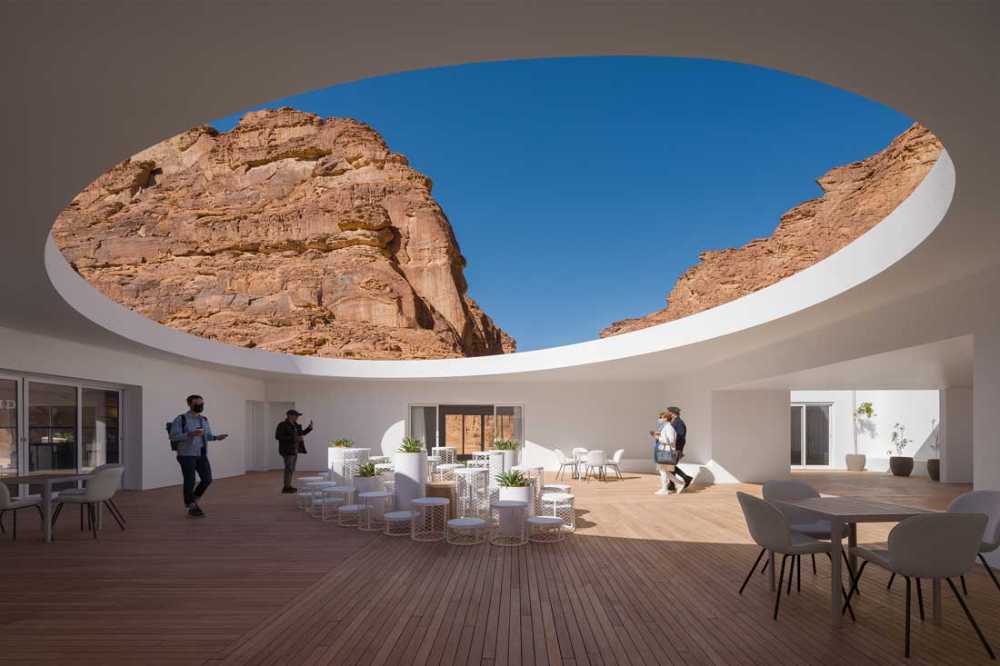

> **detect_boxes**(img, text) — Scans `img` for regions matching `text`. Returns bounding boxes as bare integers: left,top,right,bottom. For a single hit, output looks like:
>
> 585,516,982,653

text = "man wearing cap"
665,406,694,492
275,409,313,494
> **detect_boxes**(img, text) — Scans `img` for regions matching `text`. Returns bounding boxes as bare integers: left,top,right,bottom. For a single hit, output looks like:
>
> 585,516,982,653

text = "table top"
413,497,450,506
779,496,933,523
492,500,529,509
0,471,93,484
455,467,487,475
358,490,393,499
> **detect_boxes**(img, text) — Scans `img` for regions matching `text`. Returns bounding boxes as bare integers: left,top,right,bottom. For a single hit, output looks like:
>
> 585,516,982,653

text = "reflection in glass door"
438,405,494,458
790,403,831,466
28,382,79,473
0,378,18,476
82,388,120,470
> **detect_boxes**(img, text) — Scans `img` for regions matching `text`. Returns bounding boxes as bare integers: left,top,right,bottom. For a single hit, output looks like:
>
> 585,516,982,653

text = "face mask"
191,403,205,413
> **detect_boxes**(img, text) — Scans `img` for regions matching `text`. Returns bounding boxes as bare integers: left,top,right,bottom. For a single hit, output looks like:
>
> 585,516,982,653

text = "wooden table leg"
932,578,942,625
42,480,52,543
830,518,844,626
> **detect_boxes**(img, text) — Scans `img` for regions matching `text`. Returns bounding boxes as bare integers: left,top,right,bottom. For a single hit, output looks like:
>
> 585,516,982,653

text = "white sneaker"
654,488,671,496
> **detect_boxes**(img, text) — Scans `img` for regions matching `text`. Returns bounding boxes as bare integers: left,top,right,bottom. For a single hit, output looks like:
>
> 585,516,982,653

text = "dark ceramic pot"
889,456,914,477
927,458,940,482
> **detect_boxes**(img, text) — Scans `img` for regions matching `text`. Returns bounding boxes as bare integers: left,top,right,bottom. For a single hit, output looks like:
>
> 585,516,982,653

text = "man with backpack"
168,394,228,517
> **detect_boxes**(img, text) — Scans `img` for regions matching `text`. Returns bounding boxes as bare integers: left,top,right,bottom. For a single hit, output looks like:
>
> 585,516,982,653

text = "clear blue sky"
211,57,910,352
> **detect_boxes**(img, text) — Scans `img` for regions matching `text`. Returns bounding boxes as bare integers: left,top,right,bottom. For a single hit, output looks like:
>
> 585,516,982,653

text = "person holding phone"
650,410,682,495
169,394,228,517
275,409,313,494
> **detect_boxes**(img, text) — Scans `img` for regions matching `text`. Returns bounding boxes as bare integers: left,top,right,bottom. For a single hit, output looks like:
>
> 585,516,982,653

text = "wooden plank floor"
1,469,997,665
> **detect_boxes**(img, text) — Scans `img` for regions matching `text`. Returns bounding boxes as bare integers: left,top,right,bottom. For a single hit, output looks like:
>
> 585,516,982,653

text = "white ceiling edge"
44,150,955,380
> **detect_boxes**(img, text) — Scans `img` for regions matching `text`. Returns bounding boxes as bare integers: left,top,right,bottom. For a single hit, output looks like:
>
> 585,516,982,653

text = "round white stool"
539,492,575,532
490,500,529,547
306,481,340,515
384,510,415,537
447,517,489,546
295,477,327,508
319,485,354,521
358,490,394,532
411,497,449,542
426,455,441,480
436,463,463,483
337,503,365,527
541,483,572,493
455,467,489,519
528,516,566,543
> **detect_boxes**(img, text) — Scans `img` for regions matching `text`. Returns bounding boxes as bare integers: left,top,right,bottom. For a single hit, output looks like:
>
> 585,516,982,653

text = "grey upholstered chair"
949,491,1000,593
737,492,856,621
52,465,126,539
843,513,993,659
0,482,43,540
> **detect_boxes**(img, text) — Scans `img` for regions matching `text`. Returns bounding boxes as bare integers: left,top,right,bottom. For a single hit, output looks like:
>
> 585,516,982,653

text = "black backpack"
167,414,186,451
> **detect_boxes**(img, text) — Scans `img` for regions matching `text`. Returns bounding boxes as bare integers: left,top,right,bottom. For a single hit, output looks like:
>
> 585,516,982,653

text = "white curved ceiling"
2,2,998,383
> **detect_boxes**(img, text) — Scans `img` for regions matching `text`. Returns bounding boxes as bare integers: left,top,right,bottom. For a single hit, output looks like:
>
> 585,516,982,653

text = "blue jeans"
177,454,212,506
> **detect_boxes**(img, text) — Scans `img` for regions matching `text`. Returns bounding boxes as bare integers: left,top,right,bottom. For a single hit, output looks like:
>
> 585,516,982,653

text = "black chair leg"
104,500,125,531
0,510,5,535
841,583,857,622
787,556,795,595
760,556,769,574
740,547,767,595
11,509,16,541
109,498,126,525
87,504,98,540
961,575,968,596
811,553,817,575
842,550,860,594
887,572,895,590
946,577,996,660
80,504,84,531
774,555,788,620
981,554,1000,592
905,577,912,659
916,578,925,621
796,554,802,593
842,560,868,615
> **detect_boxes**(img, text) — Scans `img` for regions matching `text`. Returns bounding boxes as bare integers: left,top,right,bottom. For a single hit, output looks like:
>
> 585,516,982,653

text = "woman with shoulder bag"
650,410,682,495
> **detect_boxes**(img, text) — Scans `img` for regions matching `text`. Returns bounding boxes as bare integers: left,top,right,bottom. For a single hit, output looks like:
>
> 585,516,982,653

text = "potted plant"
887,422,914,477
493,439,519,472
394,436,427,510
926,418,940,482
353,462,383,494
847,400,875,471
496,470,532,505
327,438,355,482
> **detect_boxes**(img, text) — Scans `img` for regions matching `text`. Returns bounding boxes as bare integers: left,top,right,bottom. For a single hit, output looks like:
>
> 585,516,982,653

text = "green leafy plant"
398,436,424,453
493,439,519,451
887,422,911,457
328,438,353,448
496,470,528,487
357,462,377,478
855,402,875,419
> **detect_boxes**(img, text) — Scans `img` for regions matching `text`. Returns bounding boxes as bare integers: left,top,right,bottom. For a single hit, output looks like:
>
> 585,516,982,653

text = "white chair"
762,480,852,579
843,513,993,659
571,448,588,479
0,482,43,541
736,492,856,621
582,450,607,481
553,449,577,481
605,449,625,480
948,490,1000,594
51,466,125,539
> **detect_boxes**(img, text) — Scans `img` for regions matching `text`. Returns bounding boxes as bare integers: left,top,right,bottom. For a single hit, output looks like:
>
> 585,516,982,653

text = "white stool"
358,490,394,532
306,481,340,515
540,492,576,532
384,510,415,537
411,497,449,542
295,477,327,509
436,463,463,483
470,451,493,467
528,516,566,543
455,467,489,519
542,483,571,493
490,500,528,547
338,503,365,527
369,455,391,464
447,517,489,546
319,485,354,521
432,446,457,465
426,455,441,480
485,451,504,504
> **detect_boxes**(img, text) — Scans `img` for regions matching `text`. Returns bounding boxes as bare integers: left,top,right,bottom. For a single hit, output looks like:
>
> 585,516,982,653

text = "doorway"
791,403,831,466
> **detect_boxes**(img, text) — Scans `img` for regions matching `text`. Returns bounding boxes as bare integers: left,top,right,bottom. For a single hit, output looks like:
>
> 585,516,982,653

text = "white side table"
384,510,415,537
540,492,576,532
490,499,529,547
447,517,488,546
411,497,449,542
358,490,394,531
528,515,566,543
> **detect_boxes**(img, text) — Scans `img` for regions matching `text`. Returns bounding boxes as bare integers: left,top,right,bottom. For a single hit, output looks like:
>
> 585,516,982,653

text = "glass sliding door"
0,378,18,477
494,405,523,443
408,405,438,452
790,405,803,466
790,403,830,466
82,388,120,469
28,381,78,473
438,405,494,458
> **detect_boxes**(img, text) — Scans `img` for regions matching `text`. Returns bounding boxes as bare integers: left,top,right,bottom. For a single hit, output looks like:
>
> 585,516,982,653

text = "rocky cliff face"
601,124,943,338
54,108,515,359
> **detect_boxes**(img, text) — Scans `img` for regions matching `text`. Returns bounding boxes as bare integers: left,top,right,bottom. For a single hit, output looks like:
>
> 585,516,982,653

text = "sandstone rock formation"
601,123,942,338
54,108,515,360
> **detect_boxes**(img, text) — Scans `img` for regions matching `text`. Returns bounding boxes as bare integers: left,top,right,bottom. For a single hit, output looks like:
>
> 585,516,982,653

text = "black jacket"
275,420,312,456
672,417,687,452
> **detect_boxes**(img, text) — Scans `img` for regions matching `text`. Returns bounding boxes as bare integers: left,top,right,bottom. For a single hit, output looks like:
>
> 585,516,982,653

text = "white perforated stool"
358,490,394,532
426,455,441,480
528,516,566,543
542,484,571,493
384,510,415,537
540,492,576,532
436,463,463,483
295,476,327,509
455,467,489,519
432,446,457,465
411,497,449,542
485,451,504,504
319,485,354,521
470,451,493,467
338,503,365,527
447,517,489,546
306,481,340,515
490,500,529,547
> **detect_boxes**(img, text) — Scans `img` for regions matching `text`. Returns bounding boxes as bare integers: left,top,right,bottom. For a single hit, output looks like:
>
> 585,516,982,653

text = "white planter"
499,485,532,505
845,454,867,472
394,451,427,511
497,449,517,472
353,475,383,494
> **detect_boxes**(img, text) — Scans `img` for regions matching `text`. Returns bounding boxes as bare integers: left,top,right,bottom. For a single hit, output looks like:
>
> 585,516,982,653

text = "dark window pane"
805,405,830,466
790,406,802,466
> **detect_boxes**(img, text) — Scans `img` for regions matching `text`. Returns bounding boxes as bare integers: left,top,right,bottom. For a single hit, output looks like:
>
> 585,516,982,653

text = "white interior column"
939,387,973,483
974,314,1000,492
709,390,790,483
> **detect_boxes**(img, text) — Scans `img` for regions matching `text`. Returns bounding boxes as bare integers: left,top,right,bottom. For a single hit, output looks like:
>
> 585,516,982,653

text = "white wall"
789,389,940,473
0,325,266,489
974,314,1000,492
940,388,973,483
708,390,791,483
264,378,662,473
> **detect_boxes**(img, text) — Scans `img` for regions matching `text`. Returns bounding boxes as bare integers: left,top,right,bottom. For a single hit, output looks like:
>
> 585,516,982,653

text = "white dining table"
1,471,93,542
778,496,937,626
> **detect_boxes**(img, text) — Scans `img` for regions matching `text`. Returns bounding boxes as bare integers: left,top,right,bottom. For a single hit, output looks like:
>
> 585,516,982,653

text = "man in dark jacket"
666,406,694,492
276,409,313,493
